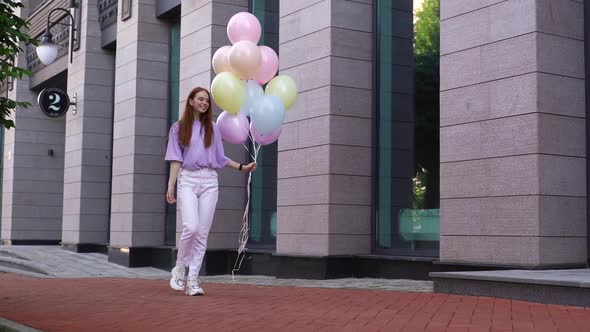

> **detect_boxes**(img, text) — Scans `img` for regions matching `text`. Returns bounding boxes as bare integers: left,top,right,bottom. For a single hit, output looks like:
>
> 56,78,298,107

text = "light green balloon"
211,72,246,114
265,75,297,110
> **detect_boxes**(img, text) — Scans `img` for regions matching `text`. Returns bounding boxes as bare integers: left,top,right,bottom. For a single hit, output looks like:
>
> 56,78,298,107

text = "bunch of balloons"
211,12,298,147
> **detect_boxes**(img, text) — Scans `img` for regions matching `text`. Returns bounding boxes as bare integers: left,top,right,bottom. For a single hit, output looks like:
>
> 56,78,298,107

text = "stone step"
430,269,590,307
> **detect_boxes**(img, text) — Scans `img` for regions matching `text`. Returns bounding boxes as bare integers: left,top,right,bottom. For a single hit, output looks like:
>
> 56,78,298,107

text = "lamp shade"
36,42,59,65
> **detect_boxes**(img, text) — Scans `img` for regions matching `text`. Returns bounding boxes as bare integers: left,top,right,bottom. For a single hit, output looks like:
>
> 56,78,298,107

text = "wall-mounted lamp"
35,0,79,65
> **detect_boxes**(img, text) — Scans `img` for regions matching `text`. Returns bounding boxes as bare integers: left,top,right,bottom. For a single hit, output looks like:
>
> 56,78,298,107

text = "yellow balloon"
211,72,246,114
265,75,297,110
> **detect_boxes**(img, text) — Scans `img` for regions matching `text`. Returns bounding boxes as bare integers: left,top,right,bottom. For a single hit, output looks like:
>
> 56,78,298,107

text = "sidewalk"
1,246,590,331
2,273,590,332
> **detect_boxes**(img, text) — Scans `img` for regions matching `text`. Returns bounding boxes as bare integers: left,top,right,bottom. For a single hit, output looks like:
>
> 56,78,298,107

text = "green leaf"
3,119,15,129
0,0,38,129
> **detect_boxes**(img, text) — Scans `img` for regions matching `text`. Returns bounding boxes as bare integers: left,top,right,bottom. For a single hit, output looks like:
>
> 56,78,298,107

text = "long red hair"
178,87,213,147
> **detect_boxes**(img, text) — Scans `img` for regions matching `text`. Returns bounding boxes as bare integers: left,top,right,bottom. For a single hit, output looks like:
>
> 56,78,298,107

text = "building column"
63,0,115,248
276,0,373,256
109,0,170,264
439,0,586,266
178,0,249,250
2,1,66,244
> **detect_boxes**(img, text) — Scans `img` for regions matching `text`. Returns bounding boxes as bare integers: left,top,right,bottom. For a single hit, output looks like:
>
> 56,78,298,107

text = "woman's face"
190,91,210,115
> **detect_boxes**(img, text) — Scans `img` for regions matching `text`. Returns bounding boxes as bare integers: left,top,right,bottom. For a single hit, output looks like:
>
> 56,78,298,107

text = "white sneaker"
185,275,205,296
169,265,186,291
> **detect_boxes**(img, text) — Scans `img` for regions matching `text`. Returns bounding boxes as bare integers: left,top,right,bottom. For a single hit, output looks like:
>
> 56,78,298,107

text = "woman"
165,87,256,296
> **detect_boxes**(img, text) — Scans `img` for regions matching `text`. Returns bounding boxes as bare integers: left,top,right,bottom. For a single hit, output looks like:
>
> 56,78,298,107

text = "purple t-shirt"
165,121,230,170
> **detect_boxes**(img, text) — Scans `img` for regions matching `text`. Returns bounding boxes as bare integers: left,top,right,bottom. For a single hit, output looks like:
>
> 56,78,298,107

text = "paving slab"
0,246,434,292
0,246,169,279
2,246,590,331
1,273,589,332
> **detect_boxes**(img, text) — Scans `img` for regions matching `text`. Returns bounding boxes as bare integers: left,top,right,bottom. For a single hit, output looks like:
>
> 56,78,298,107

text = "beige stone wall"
1,0,66,243
276,0,373,256
439,0,587,266
63,0,115,245
109,0,170,247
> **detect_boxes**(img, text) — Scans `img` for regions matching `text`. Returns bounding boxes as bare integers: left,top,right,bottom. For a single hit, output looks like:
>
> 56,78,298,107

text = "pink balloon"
254,46,279,85
212,46,232,74
250,122,282,145
227,12,261,44
217,111,249,144
228,41,262,80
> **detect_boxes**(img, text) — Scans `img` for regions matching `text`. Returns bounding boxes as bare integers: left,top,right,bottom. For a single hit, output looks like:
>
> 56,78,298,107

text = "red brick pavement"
1,273,589,332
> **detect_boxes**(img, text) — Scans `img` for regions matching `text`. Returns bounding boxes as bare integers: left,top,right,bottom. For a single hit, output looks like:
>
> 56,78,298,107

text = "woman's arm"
212,121,256,173
166,161,181,204
226,159,257,173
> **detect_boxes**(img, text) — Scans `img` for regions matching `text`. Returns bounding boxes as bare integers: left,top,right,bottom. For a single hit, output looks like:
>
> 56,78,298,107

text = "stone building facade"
1,0,587,277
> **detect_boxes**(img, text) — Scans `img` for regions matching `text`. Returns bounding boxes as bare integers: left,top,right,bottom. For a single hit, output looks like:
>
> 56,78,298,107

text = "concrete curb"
430,269,590,288
0,318,43,332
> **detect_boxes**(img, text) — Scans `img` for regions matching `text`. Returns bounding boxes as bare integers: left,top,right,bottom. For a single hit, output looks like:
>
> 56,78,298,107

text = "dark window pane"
165,21,181,246
248,0,279,249
374,0,440,256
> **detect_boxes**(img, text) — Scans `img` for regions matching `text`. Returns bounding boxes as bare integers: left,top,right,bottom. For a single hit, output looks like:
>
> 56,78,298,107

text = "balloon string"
232,136,259,281
242,143,255,160
254,141,261,160
231,168,252,280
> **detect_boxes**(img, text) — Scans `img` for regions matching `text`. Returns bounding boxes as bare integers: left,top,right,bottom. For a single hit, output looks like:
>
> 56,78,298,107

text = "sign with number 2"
38,88,70,118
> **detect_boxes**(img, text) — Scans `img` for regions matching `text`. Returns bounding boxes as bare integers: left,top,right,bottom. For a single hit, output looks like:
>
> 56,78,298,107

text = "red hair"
178,87,213,147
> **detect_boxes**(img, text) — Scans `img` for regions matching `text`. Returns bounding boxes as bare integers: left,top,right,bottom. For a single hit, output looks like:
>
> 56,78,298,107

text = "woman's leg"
170,171,199,291
188,177,218,277
176,173,200,267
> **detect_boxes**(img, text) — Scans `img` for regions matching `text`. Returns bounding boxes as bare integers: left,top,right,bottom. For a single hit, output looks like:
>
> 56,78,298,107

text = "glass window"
248,0,279,249
374,0,440,256
165,20,181,246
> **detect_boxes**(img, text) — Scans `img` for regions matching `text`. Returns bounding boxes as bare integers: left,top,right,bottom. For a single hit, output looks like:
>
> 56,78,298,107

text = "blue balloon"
240,80,264,118
250,95,285,135
238,104,251,118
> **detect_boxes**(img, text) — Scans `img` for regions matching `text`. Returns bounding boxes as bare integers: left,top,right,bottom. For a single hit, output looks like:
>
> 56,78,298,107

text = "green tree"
414,0,440,57
0,0,37,129
414,0,439,209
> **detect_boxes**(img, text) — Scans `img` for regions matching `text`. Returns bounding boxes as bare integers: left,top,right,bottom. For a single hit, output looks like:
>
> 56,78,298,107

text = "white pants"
176,168,219,277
